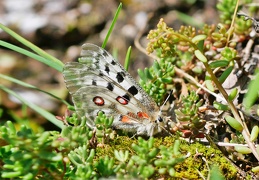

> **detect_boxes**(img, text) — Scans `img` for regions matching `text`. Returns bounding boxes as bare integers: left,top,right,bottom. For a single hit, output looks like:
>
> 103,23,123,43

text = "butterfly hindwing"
67,84,157,134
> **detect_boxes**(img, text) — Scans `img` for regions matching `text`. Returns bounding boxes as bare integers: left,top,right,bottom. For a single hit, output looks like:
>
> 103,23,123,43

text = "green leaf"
141,165,155,178
209,165,226,180
168,167,176,177
243,70,259,109
173,140,181,155
225,115,243,131
153,61,161,74
192,34,207,44
228,88,238,101
197,40,205,52
194,50,207,63
39,152,63,161
6,121,16,135
192,35,206,51
252,166,259,173
213,101,229,110
234,146,252,154
218,66,233,83
250,125,259,142
1,171,22,178
209,60,229,68
144,68,153,80
114,150,129,162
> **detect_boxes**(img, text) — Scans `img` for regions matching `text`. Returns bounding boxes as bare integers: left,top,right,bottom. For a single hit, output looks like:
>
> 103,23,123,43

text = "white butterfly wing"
79,43,158,112
63,43,160,132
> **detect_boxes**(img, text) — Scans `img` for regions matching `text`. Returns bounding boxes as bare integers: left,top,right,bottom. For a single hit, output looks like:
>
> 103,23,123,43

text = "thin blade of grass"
0,73,71,106
124,46,132,71
0,85,64,129
102,3,122,48
175,10,204,28
0,40,63,72
0,23,63,71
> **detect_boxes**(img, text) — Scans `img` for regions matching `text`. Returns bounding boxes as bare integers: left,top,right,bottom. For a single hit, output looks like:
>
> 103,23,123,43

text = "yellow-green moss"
95,135,237,179
175,141,237,179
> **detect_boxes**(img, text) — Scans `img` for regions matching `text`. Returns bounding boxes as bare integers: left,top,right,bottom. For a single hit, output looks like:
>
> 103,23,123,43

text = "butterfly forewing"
80,44,158,111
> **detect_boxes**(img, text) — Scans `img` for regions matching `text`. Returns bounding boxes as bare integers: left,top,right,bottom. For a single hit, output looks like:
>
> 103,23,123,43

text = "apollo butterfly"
63,43,171,136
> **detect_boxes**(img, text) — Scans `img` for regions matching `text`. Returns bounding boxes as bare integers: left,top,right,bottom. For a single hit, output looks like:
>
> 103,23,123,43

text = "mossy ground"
95,135,237,179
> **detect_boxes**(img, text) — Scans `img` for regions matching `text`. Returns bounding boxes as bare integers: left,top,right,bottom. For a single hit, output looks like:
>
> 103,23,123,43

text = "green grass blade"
0,73,71,106
175,10,204,28
0,85,64,129
0,23,63,71
0,40,63,72
124,46,132,71
102,3,122,48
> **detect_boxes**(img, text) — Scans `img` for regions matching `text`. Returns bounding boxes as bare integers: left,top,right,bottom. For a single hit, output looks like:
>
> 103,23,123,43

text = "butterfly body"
63,43,169,136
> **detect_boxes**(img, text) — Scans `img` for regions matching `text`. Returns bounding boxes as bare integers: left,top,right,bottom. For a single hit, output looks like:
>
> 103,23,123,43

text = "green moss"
175,142,237,179
95,135,237,179
95,136,138,158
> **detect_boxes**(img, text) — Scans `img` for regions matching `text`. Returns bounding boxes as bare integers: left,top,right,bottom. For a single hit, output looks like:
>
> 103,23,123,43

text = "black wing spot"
116,72,125,83
128,86,138,96
111,60,116,65
122,94,130,101
92,80,97,86
105,65,110,74
107,82,114,91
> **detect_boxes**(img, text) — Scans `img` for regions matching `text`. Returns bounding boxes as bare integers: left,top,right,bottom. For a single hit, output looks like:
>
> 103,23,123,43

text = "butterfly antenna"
157,90,175,137
159,90,173,114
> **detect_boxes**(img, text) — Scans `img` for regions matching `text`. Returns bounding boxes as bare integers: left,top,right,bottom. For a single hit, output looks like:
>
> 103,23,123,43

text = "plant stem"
227,0,240,44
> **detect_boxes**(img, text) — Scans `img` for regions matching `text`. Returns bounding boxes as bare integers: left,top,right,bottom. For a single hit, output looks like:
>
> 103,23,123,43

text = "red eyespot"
116,96,128,105
93,96,105,106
